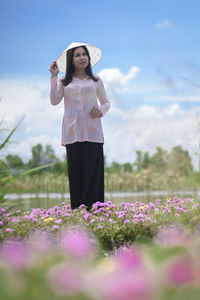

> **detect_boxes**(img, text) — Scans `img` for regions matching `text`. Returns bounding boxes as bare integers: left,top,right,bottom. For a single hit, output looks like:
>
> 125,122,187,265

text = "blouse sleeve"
96,77,110,117
50,76,64,105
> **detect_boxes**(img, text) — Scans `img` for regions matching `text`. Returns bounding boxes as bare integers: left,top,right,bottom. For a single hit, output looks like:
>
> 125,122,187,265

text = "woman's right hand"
49,61,59,77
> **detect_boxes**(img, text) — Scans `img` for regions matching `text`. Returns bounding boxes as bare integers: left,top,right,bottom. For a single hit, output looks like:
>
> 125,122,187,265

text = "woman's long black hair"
61,46,99,86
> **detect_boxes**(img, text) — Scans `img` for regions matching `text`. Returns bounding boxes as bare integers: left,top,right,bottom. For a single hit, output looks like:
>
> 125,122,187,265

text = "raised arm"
50,76,64,105
96,77,110,117
49,61,64,105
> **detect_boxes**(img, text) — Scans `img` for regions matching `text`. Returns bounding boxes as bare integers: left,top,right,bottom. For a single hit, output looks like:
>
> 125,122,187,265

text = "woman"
49,42,110,211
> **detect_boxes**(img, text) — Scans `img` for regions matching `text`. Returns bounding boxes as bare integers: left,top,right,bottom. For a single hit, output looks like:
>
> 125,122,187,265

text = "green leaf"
0,115,25,151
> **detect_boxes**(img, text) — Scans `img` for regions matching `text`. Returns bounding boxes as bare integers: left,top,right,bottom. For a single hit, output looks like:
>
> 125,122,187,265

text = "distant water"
2,190,199,211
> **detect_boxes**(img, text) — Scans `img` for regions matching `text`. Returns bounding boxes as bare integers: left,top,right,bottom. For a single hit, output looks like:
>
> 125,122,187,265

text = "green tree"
168,146,193,176
52,158,68,175
5,154,24,171
122,162,133,172
151,146,168,172
133,150,151,171
106,161,121,173
28,144,57,169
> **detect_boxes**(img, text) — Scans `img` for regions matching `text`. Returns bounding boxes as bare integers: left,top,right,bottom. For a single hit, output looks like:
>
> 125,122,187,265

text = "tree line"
3,144,195,177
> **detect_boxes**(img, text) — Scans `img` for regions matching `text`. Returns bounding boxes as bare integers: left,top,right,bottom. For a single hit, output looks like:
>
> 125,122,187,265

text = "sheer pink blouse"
50,75,110,146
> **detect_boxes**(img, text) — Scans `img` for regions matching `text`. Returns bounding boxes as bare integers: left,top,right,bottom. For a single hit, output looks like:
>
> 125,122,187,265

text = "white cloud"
155,19,173,29
104,103,200,170
98,66,141,94
160,95,200,103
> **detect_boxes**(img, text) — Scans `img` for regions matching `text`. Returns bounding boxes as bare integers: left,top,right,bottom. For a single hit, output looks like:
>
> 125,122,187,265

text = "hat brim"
56,43,102,73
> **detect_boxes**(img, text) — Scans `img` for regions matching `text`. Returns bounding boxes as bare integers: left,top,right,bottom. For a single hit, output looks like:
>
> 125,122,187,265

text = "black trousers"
66,141,104,210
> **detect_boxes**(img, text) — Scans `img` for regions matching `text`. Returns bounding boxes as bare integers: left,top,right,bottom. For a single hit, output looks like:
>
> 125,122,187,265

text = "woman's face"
72,47,89,70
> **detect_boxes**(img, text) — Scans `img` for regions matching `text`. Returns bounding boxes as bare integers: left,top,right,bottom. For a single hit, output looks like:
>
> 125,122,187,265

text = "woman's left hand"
90,106,103,118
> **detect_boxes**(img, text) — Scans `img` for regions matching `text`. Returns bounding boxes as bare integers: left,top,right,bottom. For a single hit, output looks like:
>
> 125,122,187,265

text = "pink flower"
11,218,18,223
124,220,130,224
100,217,105,222
95,269,152,300
84,214,91,220
47,263,82,296
115,246,144,270
5,228,12,232
53,225,59,230
174,213,180,217
0,221,3,226
133,218,138,224
56,219,62,224
98,225,104,229
167,255,200,285
0,241,29,269
60,227,96,258
90,219,95,223
79,204,86,208
156,225,192,247
148,202,155,208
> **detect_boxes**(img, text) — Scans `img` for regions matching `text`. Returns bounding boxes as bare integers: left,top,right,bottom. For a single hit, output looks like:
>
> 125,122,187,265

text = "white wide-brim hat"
56,42,102,73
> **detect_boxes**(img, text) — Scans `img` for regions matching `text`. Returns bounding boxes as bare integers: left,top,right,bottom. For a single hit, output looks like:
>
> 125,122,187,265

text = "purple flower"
79,204,86,209
174,213,180,217
47,263,82,296
0,241,28,269
11,218,18,223
100,217,105,222
156,199,160,205
90,219,95,223
98,225,104,229
167,255,199,286
60,227,95,258
5,228,12,232
133,218,139,224
124,220,130,224
56,219,62,224
53,225,59,230
148,202,155,209
0,221,4,226
84,214,91,220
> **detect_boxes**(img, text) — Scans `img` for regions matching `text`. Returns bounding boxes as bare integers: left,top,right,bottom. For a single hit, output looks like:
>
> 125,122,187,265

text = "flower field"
1,197,200,299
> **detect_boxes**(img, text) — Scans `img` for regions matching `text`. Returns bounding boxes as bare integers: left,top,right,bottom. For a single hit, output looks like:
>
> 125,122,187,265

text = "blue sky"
1,0,200,168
